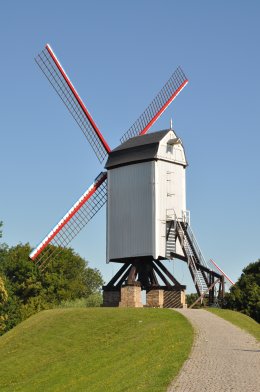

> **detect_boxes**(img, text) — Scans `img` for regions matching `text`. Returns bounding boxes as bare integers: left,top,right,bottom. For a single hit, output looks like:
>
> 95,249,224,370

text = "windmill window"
167,144,173,154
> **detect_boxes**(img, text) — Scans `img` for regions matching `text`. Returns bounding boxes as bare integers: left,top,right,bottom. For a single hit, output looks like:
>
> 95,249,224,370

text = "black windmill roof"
105,129,170,169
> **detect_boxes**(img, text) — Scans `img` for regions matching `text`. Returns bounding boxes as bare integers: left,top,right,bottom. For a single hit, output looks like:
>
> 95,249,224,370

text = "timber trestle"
104,258,185,291
103,220,225,307
102,257,186,308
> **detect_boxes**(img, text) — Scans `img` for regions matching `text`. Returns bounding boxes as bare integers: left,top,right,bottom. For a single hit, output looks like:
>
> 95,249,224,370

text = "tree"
40,245,104,302
224,259,260,322
186,293,199,307
0,275,8,333
0,243,104,334
0,276,7,303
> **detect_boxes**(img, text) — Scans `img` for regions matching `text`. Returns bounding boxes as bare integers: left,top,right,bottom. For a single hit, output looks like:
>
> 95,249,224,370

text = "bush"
58,293,103,309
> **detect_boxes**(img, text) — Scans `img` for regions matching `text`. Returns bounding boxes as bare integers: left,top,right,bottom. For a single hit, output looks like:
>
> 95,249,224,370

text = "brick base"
103,286,186,308
102,290,120,307
119,285,143,308
146,289,164,308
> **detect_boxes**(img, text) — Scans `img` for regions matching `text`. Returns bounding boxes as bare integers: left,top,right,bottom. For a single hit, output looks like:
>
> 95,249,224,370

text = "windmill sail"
120,66,188,143
30,172,107,269
35,44,110,163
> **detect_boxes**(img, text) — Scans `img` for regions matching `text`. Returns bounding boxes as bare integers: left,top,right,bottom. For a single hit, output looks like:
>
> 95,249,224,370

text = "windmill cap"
105,129,187,170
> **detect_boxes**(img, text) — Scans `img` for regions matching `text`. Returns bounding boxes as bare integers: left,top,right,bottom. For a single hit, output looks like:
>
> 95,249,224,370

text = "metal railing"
186,225,209,268
166,208,208,294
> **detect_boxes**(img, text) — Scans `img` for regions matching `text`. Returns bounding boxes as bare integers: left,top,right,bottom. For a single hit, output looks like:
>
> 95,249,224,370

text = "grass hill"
0,308,193,392
206,308,260,341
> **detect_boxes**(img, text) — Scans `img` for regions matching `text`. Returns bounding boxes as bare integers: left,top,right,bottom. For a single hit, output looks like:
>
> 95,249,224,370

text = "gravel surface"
168,309,260,392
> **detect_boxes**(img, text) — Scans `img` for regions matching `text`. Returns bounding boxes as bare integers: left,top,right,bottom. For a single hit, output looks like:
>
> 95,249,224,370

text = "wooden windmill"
30,44,225,308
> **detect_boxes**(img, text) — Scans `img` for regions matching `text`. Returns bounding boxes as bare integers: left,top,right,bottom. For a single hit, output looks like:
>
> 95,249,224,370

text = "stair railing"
186,225,209,268
174,215,204,294
166,208,208,295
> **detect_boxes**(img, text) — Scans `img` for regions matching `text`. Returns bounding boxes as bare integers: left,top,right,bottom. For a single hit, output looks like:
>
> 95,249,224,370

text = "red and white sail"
120,66,188,143
30,172,107,268
35,44,110,163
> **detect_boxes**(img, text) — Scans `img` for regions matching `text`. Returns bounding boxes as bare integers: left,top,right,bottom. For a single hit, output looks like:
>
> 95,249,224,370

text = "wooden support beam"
218,281,222,299
106,263,130,287
127,265,137,284
116,265,132,287
151,261,171,287
195,262,222,279
221,275,225,297
209,274,215,305
189,278,221,309
169,252,187,262
155,260,182,287
150,269,159,285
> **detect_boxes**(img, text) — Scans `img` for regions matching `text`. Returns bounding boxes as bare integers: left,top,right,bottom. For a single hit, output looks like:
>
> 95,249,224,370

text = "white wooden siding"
107,161,156,261
107,129,187,261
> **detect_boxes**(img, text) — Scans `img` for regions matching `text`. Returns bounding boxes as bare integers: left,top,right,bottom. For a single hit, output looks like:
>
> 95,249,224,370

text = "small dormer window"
167,137,182,154
167,143,173,154
168,138,181,145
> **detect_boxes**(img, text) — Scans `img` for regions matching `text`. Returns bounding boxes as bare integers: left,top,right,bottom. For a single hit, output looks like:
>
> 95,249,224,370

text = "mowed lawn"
206,308,260,341
0,308,193,392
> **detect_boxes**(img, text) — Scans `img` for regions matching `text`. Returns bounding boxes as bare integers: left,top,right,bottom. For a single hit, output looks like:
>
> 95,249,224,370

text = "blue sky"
0,1,259,291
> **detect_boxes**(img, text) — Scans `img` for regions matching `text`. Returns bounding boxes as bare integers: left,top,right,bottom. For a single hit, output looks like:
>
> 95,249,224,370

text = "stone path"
168,309,260,392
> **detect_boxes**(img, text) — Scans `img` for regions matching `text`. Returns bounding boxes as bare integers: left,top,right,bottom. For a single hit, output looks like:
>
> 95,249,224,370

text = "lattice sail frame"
120,66,188,143
30,43,189,268
35,44,110,163
30,173,107,268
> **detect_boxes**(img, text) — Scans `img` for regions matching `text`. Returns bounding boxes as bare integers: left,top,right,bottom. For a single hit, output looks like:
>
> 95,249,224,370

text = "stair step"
166,219,209,294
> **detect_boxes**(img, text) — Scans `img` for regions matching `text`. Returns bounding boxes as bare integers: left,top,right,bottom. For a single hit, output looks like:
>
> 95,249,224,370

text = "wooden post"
189,278,221,309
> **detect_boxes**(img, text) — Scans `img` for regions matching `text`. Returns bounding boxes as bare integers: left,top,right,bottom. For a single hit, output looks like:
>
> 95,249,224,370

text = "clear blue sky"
0,1,259,291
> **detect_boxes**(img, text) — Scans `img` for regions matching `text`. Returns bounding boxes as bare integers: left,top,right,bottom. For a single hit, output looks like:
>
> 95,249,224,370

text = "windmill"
30,44,226,308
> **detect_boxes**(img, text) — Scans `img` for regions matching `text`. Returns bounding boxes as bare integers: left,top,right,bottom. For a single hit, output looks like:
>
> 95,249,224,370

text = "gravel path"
168,309,260,392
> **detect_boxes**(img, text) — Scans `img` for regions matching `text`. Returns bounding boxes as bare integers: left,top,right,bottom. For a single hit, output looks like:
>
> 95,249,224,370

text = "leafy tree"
41,246,104,303
0,276,7,303
0,243,22,333
224,259,260,322
0,274,8,332
0,243,104,334
186,293,199,307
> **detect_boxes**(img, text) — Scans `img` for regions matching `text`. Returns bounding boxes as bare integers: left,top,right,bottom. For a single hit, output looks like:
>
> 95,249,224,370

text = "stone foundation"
119,284,143,307
103,286,186,308
146,289,164,307
102,290,120,307
163,289,186,308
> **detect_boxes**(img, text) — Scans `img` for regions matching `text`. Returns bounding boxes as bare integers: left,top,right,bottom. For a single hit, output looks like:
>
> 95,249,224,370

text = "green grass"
206,308,260,341
0,308,193,392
